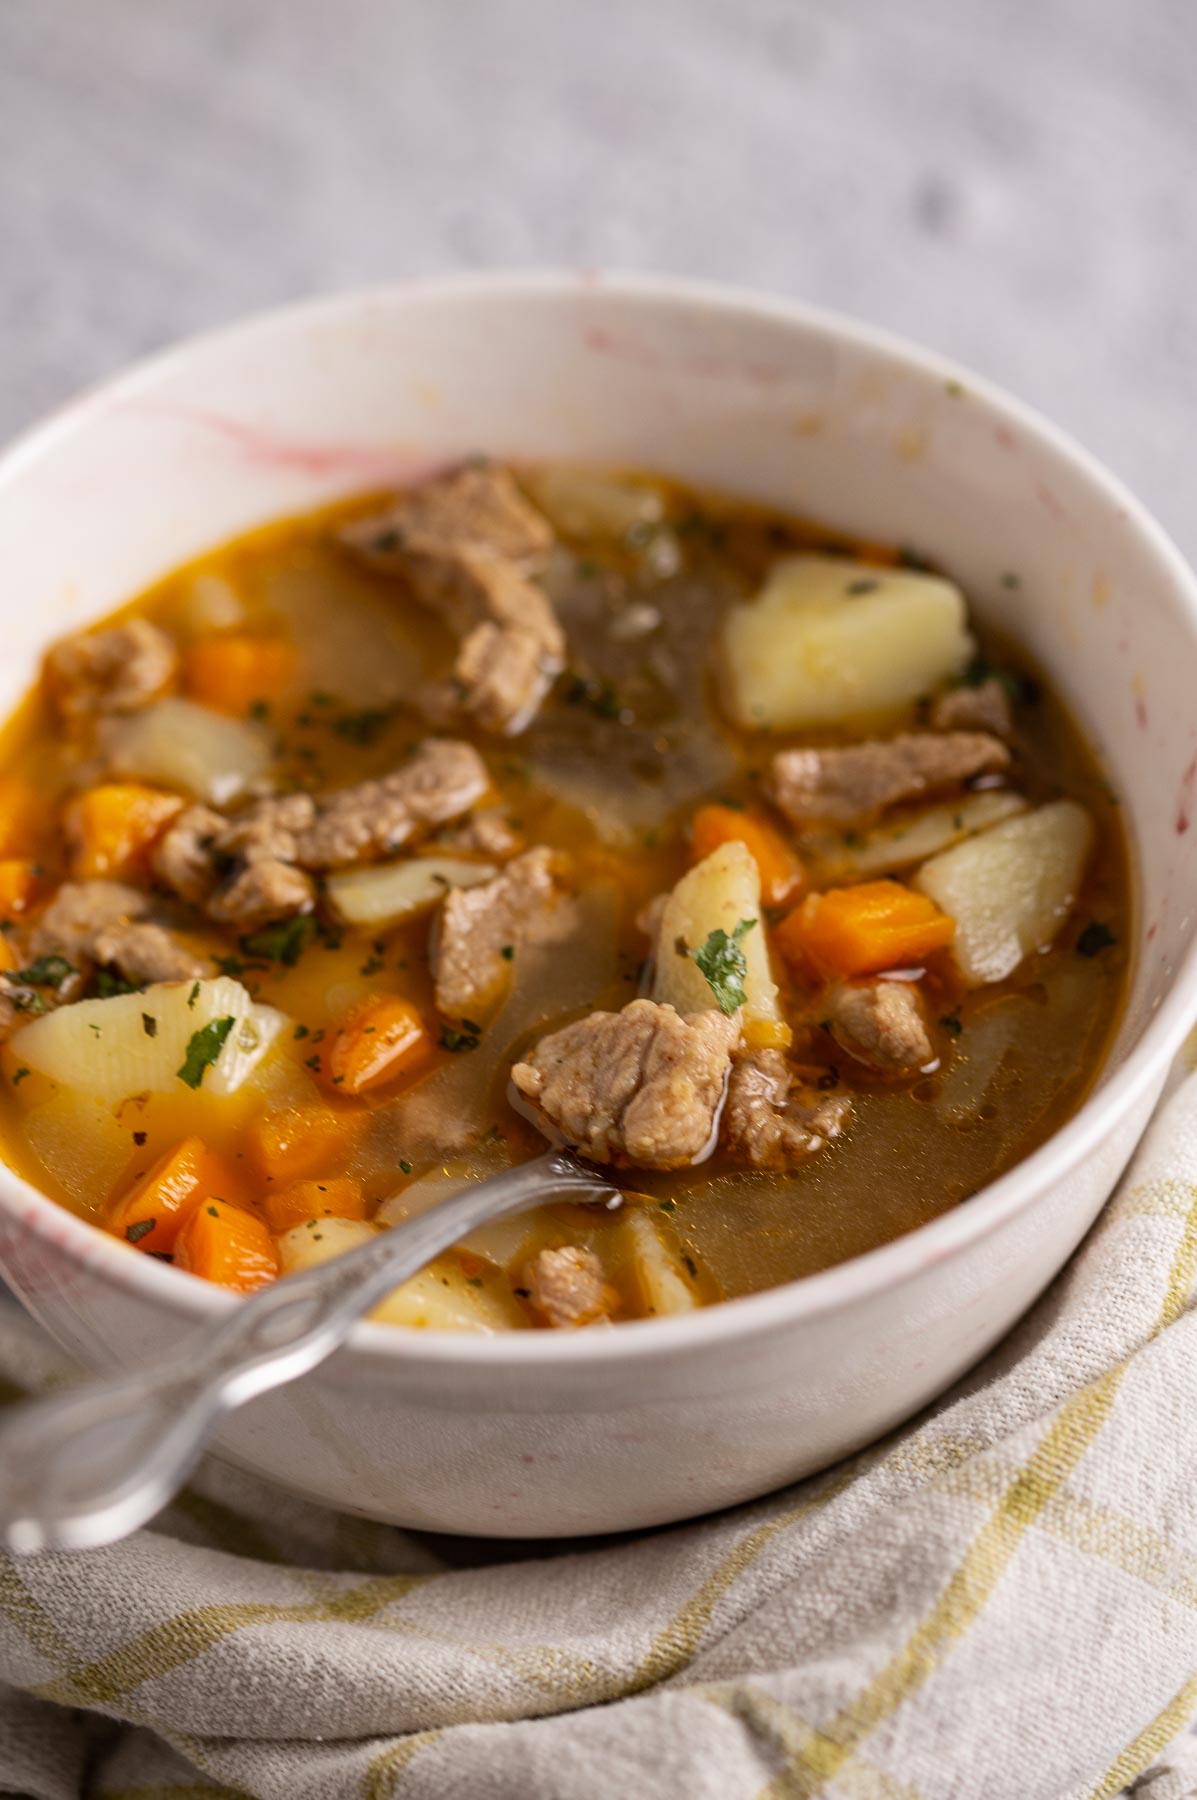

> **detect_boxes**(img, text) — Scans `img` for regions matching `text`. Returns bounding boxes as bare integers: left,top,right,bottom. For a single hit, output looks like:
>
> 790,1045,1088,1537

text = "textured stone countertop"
1,0,1194,552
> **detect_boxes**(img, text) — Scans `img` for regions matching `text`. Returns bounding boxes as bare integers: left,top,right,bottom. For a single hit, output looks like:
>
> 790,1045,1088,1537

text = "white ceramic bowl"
2,273,1197,1537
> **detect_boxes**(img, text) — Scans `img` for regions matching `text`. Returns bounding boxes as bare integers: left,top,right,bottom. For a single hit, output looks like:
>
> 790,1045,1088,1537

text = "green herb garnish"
1076,921,1116,958
939,1013,963,1036
11,1067,29,1087
11,954,75,988
177,1016,235,1089
187,981,200,1008
141,1014,158,1038
439,1024,481,1053
240,914,315,967
95,968,138,997
399,1159,413,1175
500,944,514,961
332,707,391,745
691,919,756,1015
125,1218,155,1244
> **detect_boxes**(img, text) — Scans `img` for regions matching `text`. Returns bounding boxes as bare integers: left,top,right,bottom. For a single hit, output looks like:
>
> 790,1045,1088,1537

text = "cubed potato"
651,842,785,1047
913,800,1094,984
104,697,270,805
522,465,664,539
8,977,288,1106
22,1092,143,1215
326,856,498,928
277,1218,523,1332
803,790,1027,884
617,1209,699,1316
721,555,975,730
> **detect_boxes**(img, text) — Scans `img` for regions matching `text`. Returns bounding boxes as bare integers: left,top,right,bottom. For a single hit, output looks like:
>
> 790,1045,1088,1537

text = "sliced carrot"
246,1101,363,1185
0,859,38,919
0,777,43,857
183,635,296,715
174,1198,278,1293
64,783,184,880
690,804,805,906
320,995,432,1097
775,879,955,980
107,1135,248,1255
262,1176,367,1233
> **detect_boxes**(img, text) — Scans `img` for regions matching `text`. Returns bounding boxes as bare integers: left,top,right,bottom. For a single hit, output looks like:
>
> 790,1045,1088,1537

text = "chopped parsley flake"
439,1024,481,1053
12,954,75,988
125,1218,155,1244
691,919,756,1015
11,1067,29,1086
96,968,138,997
240,915,314,967
399,1159,413,1175
500,944,514,961
187,981,201,1008
332,706,392,745
939,1013,963,1036
141,1014,158,1038
177,1016,235,1089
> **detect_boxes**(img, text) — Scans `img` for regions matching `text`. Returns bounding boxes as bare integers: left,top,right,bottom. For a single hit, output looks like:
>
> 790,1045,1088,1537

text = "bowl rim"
3,265,1197,1370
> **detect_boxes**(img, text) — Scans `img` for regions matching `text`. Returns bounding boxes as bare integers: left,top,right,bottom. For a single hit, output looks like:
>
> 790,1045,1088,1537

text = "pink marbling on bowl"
1,273,1196,1536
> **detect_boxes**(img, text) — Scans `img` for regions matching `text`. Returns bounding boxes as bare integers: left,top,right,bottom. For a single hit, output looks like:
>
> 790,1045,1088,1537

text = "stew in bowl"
0,458,1129,1330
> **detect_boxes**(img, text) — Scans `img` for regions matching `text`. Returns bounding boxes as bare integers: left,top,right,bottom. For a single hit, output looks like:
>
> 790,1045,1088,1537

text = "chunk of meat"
92,921,207,985
31,880,151,964
722,1047,852,1171
434,847,562,1017
511,999,741,1170
342,463,554,570
431,559,566,734
45,619,177,718
826,980,933,1074
523,1245,610,1328
769,732,1010,825
930,679,1013,739
295,740,490,869
152,743,489,923
151,804,226,905
206,858,315,928
342,466,563,734
431,808,522,860
30,880,205,987
219,791,316,864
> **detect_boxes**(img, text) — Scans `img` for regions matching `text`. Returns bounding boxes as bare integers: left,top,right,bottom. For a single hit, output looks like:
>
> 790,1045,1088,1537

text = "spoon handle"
0,1149,615,1553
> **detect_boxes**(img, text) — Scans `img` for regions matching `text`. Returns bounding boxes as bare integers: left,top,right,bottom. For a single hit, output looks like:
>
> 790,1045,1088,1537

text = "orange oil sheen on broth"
0,468,1131,1317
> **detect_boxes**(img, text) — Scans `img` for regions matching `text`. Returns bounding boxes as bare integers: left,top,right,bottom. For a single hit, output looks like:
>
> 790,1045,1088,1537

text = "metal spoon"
0,1148,619,1554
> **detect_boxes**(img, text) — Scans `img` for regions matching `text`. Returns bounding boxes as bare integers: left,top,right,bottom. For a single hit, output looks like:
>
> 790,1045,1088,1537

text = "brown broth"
0,470,1131,1320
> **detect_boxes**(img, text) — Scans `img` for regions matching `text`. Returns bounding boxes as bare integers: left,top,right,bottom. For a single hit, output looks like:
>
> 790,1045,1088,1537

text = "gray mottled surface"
2,0,1196,552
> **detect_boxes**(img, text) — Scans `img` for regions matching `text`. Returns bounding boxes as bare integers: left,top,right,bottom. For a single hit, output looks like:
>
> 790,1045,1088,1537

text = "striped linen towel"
6,1057,1197,1798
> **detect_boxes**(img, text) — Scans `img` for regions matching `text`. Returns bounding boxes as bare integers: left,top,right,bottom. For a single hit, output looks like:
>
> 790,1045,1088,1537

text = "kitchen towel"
5,1052,1197,1798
